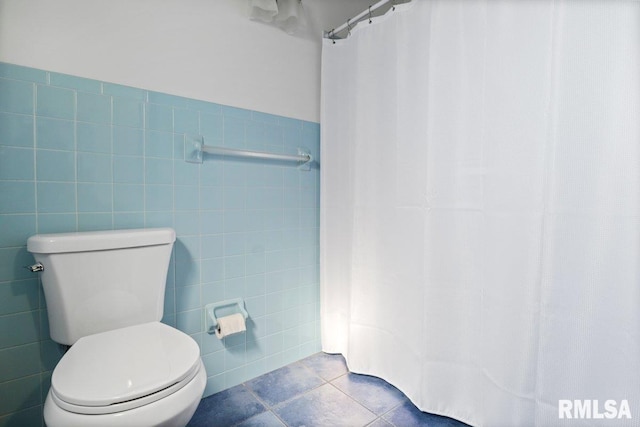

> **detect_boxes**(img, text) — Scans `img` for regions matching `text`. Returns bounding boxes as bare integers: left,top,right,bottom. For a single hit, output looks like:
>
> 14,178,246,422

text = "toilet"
27,228,206,427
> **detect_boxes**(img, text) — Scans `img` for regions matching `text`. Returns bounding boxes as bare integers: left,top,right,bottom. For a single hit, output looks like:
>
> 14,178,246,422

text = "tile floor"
188,352,471,427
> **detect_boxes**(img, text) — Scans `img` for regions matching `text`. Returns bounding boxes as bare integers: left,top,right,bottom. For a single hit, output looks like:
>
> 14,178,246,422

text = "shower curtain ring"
347,19,352,36
368,6,372,23
392,0,396,11
329,28,336,44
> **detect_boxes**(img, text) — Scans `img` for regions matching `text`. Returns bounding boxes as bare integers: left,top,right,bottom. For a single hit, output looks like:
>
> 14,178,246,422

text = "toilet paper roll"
215,313,247,339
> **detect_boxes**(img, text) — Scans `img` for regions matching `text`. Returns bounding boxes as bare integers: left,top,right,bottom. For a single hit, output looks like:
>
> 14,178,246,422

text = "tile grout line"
235,383,289,427
248,362,327,408
239,360,330,423
329,372,407,427
32,80,39,237
324,380,380,424
251,357,383,426
373,400,406,427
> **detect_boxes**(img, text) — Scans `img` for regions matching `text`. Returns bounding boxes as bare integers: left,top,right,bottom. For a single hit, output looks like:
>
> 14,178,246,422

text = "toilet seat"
50,322,201,415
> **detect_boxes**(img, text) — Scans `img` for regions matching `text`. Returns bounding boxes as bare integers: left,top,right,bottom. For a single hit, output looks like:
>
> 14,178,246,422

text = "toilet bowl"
43,322,206,427
27,228,206,427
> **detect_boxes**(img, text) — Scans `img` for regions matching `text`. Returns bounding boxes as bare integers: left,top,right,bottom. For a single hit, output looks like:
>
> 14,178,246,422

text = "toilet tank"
27,228,176,345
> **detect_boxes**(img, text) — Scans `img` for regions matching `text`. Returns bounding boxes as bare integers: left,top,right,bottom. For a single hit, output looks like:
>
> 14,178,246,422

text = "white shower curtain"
320,1,640,426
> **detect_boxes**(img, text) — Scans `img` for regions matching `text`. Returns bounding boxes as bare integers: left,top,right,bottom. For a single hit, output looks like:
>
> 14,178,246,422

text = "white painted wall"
0,0,321,121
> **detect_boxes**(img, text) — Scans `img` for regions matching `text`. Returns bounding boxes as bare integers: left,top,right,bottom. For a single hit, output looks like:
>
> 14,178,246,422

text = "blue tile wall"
0,61,321,426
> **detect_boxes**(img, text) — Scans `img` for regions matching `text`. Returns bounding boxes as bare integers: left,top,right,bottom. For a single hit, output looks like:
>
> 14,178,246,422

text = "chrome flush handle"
25,263,44,273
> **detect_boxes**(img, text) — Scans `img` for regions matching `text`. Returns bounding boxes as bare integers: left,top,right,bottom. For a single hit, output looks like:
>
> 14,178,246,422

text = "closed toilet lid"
51,322,200,409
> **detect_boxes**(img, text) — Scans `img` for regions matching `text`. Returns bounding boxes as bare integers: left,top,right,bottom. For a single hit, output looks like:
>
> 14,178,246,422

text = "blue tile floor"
188,352,471,427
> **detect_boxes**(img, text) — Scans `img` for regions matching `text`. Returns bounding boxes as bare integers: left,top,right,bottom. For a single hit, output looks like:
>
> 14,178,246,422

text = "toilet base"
44,359,207,427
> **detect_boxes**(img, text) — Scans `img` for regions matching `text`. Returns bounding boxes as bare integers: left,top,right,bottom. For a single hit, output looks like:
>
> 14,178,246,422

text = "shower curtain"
320,1,640,426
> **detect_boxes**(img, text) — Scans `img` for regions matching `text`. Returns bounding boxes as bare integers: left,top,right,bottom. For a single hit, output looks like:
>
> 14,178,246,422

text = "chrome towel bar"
184,135,313,170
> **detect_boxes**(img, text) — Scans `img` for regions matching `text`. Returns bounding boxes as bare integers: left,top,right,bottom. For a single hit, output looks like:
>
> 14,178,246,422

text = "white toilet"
27,228,206,427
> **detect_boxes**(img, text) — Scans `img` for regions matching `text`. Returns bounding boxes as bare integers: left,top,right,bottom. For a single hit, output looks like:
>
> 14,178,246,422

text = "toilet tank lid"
27,228,176,254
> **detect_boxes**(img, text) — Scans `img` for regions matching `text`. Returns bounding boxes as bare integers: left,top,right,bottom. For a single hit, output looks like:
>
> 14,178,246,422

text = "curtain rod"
324,0,401,39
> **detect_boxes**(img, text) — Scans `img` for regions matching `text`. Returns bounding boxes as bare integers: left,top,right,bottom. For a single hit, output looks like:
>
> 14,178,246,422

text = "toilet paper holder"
205,298,249,334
